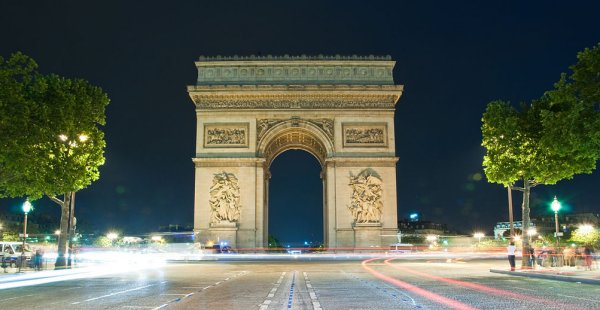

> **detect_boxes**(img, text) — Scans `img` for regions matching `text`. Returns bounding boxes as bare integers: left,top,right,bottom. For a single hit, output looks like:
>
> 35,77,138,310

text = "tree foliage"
568,227,600,246
482,43,600,263
0,52,109,199
1,52,109,267
483,42,600,188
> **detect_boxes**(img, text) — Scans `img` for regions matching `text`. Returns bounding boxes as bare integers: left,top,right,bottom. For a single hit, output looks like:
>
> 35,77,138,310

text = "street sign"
18,233,28,237
554,232,564,237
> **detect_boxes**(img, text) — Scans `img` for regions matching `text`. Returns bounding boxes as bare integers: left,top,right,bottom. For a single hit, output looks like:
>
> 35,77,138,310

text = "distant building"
398,219,447,236
494,212,600,239
493,221,527,239
532,212,600,235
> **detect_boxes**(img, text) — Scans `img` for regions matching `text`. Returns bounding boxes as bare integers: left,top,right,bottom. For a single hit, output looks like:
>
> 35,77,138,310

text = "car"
212,244,236,254
1,242,33,268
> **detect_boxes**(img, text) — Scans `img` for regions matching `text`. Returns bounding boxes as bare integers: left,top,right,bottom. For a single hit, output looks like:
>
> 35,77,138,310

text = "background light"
22,200,33,213
551,196,561,212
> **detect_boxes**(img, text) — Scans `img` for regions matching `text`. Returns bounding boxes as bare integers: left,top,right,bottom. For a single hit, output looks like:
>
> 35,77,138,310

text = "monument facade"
188,55,404,249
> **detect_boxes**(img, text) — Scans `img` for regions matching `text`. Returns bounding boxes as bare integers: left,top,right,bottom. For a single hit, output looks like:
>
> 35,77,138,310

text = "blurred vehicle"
389,243,414,253
0,242,33,267
212,244,236,254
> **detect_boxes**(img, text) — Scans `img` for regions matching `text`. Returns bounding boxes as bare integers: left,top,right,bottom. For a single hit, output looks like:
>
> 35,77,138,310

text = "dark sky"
1,1,599,241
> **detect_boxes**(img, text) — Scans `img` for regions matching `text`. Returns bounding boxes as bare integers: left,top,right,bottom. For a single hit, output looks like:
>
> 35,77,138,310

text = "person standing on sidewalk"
584,246,593,271
507,241,517,271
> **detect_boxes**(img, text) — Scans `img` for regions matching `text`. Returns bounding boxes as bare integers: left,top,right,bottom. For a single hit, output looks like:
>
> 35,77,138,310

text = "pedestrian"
584,246,593,271
527,244,535,269
507,241,517,271
34,250,43,271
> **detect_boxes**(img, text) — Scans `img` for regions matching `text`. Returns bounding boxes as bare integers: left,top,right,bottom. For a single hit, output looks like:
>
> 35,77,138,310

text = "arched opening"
268,150,323,248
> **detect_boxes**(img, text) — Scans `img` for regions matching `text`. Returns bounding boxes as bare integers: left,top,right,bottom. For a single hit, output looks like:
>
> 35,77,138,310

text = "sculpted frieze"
192,94,398,109
204,123,249,148
343,123,387,147
209,171,241,224
348,169,383,224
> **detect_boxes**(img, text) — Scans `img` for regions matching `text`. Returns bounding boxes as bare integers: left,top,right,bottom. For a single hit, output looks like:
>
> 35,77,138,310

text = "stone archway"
188,55,404,250
258,121,332,247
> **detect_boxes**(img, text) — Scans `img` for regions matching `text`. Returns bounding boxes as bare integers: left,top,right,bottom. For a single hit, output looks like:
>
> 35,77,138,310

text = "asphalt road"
1,256,599,309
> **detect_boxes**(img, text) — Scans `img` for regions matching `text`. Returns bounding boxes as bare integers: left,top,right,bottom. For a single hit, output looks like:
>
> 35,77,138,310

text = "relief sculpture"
257,119,285,140
204,123,248,147
348,170,383,224
307,118,334,141
209,172,241,224
343,123,387,147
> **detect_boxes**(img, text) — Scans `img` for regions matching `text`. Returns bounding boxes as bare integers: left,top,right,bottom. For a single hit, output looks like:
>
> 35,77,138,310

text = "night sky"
1,1,599,242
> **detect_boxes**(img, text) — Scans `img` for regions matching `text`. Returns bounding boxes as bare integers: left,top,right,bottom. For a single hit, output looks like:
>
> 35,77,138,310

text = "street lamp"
473,232,484,247
107,232,118,246
551,196,562,250
527,228,537,243
20,200,33,271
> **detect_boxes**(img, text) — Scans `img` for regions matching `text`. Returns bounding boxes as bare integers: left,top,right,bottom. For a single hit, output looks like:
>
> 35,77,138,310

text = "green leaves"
482,43,600,188
0,52,109,200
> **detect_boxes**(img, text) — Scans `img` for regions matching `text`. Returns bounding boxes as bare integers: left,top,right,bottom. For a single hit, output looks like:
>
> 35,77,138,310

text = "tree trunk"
54,192,71,268
521,181,531,268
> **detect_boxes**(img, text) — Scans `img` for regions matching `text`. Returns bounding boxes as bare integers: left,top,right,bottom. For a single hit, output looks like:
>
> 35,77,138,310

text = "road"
0,255,598,309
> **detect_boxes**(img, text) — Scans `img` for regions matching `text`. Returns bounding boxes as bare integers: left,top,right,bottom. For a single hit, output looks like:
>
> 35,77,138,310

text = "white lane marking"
150,271,248,310
181,286,204,289
2,294,34,301
303,272,322,310
72,284,154,304
259,272,286,310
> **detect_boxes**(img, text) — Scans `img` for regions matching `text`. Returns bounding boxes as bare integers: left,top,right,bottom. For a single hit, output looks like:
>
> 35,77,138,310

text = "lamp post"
20,200,33,271
473,232,484,248
551,196,561,250
527,228,537,243
107,232,118,246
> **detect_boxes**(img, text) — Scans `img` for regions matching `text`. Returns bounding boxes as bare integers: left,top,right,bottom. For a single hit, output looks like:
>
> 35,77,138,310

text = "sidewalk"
490,264,600,285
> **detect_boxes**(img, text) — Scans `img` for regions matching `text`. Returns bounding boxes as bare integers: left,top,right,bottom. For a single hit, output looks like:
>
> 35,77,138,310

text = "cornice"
194,56,397,86
197,54,392,61
189,92,401,110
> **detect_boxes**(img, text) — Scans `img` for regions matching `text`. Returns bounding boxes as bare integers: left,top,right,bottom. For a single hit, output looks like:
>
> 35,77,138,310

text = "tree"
569,227,600,247
0,52,109,268
482,43,600,266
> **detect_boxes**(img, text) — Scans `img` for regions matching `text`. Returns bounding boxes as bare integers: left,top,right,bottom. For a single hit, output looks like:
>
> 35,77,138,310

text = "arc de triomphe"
187,55,404,249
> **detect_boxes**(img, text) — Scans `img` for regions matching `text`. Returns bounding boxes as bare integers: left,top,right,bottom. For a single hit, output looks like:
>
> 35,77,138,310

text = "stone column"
325,160,337,249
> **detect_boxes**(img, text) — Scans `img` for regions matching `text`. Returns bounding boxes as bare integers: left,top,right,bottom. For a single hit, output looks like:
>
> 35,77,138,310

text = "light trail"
384,258,586,310
361,257,477,310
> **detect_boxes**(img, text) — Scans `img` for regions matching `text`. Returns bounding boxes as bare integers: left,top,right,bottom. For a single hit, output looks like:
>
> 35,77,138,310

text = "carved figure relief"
204,123,249,148
348,170,383,224
343,123,387,147
306,118,334,141
209,172,241,224
257,119,285,140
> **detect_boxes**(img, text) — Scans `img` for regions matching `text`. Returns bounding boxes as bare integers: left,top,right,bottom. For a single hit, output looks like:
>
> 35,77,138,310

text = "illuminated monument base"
187,55,404,250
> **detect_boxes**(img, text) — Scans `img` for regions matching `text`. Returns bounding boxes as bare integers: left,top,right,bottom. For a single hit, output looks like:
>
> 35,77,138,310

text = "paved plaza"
1,254,599,309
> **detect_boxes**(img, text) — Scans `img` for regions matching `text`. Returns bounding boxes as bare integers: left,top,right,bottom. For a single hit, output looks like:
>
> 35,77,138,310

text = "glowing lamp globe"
551,196,561,213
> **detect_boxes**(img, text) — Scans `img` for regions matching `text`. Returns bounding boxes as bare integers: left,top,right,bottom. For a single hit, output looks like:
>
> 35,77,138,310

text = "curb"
490,269,600,285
